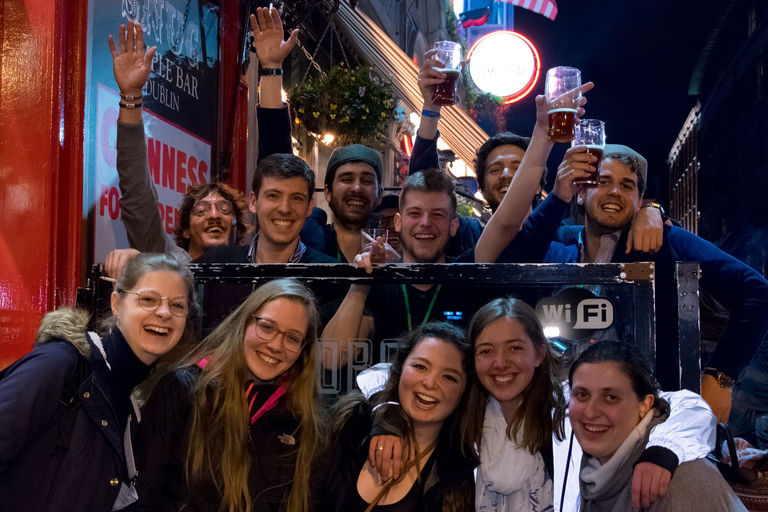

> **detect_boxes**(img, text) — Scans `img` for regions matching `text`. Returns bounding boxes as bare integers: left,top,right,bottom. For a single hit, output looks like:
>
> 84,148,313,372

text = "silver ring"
377,445,384,451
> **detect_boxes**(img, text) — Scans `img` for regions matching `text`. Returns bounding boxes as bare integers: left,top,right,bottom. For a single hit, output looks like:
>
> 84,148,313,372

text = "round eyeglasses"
252,317,306,353
133,290,189,317
193,199,234,217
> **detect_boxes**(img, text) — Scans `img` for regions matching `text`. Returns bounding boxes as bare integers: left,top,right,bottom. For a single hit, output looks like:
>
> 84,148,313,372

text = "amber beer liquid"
574,145,604,188
547,108,577,143
432,69,461,106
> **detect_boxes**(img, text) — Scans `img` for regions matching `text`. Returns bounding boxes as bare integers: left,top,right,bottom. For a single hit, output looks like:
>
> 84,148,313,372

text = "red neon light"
466,31,541,104
401,134,413,157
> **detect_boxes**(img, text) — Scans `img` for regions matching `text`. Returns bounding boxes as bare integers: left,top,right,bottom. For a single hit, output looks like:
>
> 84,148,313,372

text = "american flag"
501,0,558,21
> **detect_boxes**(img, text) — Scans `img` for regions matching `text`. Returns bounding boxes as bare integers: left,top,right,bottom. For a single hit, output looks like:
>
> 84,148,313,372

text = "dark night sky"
497,1,723,202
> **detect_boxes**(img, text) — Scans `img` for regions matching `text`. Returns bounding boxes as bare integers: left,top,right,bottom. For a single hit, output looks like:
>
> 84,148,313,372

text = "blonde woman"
132,278,325,512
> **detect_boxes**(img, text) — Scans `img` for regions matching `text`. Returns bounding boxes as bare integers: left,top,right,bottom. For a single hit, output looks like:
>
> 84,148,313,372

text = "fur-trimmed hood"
35,307,91,359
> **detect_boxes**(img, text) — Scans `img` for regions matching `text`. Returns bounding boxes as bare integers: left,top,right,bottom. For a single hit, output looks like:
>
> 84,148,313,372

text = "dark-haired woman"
319,322,477,512
0,253,196,512
132,278,325,512
366,298,714,512
570,340,746,511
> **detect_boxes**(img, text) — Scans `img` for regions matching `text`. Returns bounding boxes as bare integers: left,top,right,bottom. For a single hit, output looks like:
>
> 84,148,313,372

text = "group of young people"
0,256,746,512
2,6,766,512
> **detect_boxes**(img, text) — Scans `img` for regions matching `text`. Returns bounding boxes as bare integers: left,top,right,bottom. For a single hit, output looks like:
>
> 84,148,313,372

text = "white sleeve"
649,390,716,462
356,363,391,399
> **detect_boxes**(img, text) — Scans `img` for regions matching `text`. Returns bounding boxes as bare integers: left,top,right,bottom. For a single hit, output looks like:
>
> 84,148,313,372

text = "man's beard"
330,194,374,231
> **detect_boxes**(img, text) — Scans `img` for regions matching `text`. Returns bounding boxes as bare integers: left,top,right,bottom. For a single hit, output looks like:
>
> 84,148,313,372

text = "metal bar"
181,261,656,285
676,262,702,392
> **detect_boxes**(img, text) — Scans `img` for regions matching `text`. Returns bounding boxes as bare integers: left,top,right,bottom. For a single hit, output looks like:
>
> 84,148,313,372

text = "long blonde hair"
182,278,324,512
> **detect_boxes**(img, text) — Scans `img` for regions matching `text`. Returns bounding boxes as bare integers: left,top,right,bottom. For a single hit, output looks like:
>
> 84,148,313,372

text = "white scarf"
580,409,655,495
476,397,552,512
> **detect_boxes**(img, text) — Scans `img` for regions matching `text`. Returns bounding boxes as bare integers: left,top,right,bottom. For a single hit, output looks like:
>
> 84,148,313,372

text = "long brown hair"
331,323,475,511
463,297,565,456
181,278,324,512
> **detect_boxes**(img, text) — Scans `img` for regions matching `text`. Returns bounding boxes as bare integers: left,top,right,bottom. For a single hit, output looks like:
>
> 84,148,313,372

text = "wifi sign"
535,288,614,340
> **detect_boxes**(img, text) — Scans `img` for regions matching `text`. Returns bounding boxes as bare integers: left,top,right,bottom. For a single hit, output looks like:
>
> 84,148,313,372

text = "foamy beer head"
432,41,462,106
572,119,606,188
545,67,582,143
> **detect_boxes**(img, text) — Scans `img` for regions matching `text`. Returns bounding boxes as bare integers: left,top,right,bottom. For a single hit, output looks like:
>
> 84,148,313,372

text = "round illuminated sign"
467,31,540,104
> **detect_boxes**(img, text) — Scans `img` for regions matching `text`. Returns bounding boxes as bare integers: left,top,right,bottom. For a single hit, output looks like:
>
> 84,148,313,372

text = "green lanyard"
401,284,442,331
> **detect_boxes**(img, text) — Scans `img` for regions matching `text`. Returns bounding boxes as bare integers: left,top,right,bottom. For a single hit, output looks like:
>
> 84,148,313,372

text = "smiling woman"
569,341,747,512
0,253,196,512
319,323,477,512
131,278,326,512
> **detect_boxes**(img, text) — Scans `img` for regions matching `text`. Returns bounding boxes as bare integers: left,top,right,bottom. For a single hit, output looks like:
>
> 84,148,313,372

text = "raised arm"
475,83,594,263
407,50,445,175
251,7,298,159
109,22,186,258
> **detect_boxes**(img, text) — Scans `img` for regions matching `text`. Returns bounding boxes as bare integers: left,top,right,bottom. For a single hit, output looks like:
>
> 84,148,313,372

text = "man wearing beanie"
514,143,768,424
299,144,384,263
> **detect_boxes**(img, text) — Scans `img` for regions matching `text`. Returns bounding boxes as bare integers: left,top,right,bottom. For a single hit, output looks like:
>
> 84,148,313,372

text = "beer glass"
571,119,606,188
361,228,388,263
431,41,462,106
545,67,582,142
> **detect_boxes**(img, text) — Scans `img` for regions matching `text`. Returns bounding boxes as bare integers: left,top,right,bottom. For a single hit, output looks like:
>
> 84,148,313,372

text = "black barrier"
79,261,701,396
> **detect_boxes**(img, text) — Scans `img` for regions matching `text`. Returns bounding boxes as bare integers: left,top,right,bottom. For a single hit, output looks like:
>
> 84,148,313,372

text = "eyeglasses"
251,317,306,353
192,199,234,217
132,290,189,317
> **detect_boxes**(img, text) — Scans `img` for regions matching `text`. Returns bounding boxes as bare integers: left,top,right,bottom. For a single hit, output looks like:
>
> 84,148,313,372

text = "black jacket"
317,402,477,512
131,368,311,511
0,308,149,512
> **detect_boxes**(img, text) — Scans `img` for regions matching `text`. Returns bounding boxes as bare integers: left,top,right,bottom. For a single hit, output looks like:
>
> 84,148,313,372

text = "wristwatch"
702,367,736,388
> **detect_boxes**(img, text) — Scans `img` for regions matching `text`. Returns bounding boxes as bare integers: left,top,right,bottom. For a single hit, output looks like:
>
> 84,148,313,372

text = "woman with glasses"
0,253,196,512
132,278,325,512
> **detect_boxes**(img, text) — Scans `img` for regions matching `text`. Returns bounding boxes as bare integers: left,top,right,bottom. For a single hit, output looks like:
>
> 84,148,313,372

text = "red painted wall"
0,0,86,368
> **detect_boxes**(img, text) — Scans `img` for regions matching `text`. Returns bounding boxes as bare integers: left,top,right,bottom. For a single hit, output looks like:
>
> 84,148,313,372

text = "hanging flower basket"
289,64,396,146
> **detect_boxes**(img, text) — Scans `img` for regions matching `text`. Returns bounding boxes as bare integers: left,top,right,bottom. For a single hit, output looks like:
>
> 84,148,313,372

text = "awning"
336,2,489,170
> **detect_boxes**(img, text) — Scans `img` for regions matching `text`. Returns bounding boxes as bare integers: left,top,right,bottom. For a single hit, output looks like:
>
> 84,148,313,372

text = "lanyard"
401,284,442,331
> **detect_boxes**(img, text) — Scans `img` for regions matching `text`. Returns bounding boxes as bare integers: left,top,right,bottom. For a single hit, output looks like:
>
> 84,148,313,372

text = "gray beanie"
603,144,647,189
324,144,383,189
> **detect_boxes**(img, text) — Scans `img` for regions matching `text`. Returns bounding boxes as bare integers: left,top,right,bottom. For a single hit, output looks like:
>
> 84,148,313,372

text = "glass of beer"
431,41,462,106
571,119,606,188
545,67,582,143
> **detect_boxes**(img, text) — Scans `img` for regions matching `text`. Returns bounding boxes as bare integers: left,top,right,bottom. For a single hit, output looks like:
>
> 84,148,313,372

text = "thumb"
287,29,299,47
145,46,157,67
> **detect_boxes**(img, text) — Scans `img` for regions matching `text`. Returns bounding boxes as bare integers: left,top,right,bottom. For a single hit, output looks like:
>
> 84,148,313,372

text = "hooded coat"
0,308,149,512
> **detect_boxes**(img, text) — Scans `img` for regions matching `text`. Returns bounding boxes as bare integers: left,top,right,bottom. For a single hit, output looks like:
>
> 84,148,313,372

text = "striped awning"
335,2,489,170
501,0,558,21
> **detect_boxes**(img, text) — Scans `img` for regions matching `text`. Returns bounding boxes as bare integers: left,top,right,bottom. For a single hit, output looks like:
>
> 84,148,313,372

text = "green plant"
288,64,396,146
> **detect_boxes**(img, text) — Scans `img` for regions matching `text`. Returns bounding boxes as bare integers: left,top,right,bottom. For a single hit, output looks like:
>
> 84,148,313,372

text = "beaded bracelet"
119,102,143,109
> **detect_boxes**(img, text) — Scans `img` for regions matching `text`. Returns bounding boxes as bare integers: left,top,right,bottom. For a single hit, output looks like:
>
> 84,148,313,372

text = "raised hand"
418,49,446,108
250,7,298,68
535,82,594,131
553,146,597,202
108,21,156,97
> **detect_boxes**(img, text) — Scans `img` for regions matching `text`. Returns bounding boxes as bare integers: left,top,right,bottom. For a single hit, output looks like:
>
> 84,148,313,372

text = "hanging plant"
289,64,397,146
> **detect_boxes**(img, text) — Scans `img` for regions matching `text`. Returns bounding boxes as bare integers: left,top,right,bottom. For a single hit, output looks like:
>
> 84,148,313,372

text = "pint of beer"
571,119,606,188
545,67,582,143
431,41,462,106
